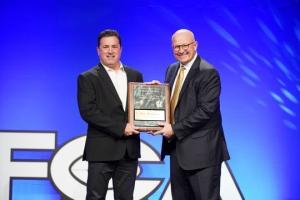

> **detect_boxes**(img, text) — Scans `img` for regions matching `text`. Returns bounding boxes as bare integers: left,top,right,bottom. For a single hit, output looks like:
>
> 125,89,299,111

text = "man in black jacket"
77,29,143,200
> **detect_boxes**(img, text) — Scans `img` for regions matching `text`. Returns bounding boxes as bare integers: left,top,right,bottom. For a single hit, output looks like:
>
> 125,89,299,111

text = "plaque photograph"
128,82,170,131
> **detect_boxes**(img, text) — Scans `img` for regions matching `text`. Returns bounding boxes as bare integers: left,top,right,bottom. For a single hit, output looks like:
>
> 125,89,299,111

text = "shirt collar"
101,62,125,72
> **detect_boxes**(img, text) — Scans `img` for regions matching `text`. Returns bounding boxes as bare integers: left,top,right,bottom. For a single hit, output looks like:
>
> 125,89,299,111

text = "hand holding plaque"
128,82,170,131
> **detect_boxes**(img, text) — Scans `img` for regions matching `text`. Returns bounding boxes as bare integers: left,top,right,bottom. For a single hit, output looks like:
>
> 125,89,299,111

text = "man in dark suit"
77,29,143,200
155,29,230,200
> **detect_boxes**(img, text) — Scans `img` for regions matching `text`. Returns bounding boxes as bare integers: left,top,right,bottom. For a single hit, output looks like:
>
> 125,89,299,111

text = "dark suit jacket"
77,63,143,161
161,56,230,170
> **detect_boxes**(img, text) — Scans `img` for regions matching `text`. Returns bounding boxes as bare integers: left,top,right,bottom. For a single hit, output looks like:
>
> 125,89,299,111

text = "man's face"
97,36,122,70
172,32,197,65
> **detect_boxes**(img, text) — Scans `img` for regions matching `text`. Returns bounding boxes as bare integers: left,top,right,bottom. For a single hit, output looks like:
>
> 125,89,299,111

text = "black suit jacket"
161,56,230,170
77,63,143,161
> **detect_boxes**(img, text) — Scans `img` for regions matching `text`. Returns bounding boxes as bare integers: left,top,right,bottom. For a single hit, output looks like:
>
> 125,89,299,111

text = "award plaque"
128,82,170,131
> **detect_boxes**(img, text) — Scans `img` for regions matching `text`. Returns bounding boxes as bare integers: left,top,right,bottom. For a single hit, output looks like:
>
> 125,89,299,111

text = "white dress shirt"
171,53,198,98
102,63,127,111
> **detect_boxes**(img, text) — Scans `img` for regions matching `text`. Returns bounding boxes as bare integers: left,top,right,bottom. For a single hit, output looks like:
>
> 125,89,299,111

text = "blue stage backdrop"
0,0,300,200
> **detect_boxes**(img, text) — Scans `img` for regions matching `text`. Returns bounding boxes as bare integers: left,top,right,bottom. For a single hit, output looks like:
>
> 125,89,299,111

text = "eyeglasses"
173,41,195,52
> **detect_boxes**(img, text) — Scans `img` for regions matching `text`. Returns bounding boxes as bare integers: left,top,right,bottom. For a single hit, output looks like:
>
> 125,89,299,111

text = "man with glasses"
155,29,230,200
77,29,143,200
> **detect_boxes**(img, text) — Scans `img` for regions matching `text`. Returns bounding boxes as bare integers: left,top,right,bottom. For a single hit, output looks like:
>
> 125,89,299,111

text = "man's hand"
153,122,174,139
124,123,139,136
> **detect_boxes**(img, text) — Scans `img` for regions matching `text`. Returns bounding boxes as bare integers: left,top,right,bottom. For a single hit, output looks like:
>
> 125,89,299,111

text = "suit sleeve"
138,72,144,83
77,74,126,139
165,65,174,83
173,68,221,140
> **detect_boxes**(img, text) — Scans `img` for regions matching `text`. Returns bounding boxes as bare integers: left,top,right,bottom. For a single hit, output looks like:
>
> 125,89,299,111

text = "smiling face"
97,36,122,70
172,29,197,65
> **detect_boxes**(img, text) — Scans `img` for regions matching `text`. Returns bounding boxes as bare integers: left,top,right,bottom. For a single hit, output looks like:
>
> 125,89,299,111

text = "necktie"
170,66,185,124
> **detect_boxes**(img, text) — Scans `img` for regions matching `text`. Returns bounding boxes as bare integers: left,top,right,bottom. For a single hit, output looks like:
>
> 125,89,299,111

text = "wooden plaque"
128,82,170,131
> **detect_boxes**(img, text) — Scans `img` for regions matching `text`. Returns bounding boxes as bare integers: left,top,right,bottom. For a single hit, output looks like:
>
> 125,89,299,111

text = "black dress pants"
170,150,222,200
86,159,138,200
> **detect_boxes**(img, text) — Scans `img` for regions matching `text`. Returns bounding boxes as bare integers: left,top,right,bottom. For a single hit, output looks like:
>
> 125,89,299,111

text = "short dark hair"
97,29,122,47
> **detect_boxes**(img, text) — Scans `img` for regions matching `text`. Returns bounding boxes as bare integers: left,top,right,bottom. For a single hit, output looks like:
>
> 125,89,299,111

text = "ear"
96,46,101,56
194,41,198,50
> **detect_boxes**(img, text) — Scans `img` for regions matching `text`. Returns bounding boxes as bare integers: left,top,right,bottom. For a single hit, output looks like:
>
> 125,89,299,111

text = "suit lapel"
178,56,201,101
96,64,123,108
168,63,180,93
124,67,133,112
124,67,134,82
